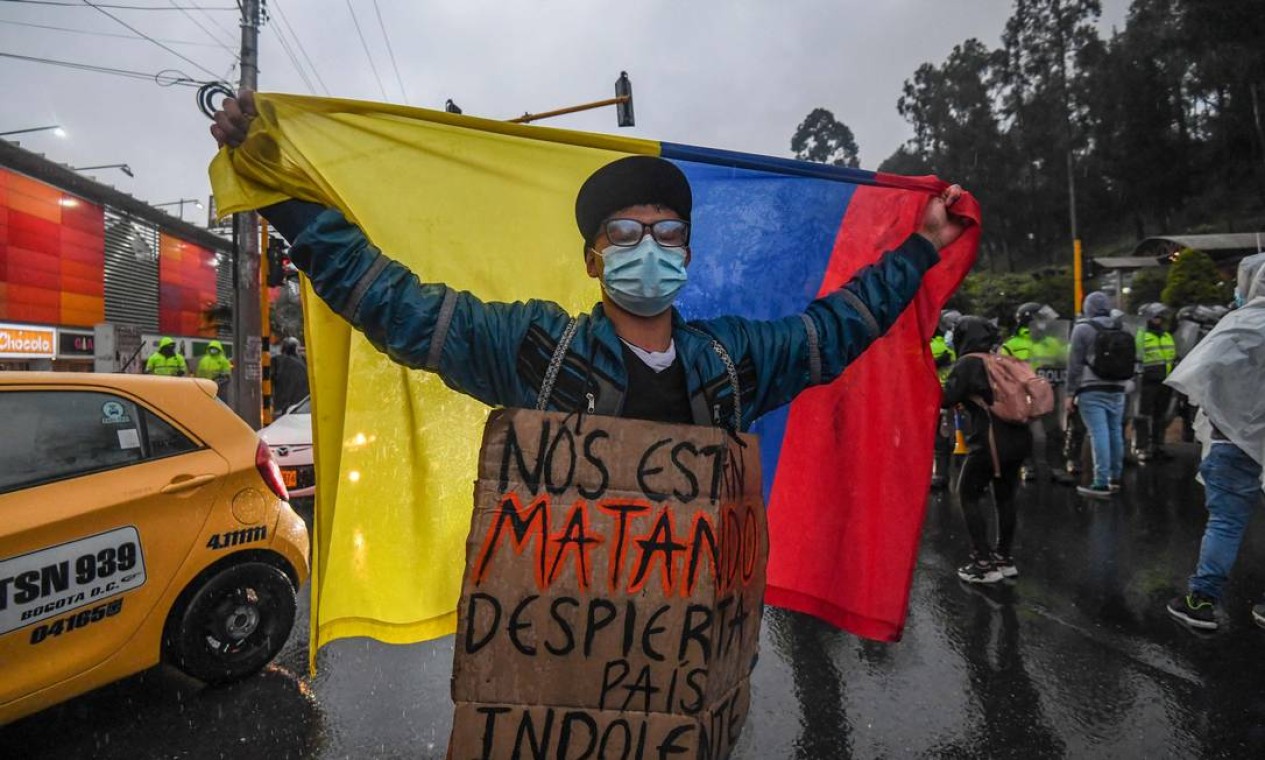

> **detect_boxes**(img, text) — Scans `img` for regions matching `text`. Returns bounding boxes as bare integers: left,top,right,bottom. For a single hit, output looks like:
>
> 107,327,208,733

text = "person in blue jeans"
1167,442,1264,629
1065,292,1128,498
1165,253,1265,630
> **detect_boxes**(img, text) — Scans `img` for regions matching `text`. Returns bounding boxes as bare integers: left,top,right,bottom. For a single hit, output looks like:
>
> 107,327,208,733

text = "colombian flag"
210,94,978,667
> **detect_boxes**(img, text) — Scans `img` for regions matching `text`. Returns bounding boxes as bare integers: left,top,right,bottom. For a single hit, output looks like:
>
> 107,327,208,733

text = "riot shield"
1030,318,1071,387
1173,320,1202,359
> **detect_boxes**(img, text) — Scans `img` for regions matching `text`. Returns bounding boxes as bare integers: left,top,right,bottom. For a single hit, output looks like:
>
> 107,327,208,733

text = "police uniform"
1134,326,1176,459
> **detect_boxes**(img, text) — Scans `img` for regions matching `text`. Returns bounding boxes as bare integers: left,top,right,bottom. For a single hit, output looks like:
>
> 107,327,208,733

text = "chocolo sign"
0,323,57,359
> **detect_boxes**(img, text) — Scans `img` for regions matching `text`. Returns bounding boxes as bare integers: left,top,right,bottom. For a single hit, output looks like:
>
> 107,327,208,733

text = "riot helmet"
1016,302,1059,329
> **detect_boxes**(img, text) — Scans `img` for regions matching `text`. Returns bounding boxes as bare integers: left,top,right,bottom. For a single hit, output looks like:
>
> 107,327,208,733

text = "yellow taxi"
0,372,310,725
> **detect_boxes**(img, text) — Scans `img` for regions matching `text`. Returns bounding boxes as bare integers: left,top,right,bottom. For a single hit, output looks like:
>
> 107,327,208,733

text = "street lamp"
71,163,134,178
0,125,66,139
154,198,204,220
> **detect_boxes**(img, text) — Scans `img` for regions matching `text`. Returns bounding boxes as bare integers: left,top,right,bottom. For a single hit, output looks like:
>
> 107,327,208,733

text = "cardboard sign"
450,409,766,760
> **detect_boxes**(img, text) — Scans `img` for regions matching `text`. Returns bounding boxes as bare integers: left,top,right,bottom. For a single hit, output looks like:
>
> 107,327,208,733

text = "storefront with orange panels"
0,165,232,373
0,168,105,329
158,233,219,338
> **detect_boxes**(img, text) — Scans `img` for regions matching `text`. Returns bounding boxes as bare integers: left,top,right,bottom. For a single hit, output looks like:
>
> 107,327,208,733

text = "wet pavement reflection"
3,445,1264,758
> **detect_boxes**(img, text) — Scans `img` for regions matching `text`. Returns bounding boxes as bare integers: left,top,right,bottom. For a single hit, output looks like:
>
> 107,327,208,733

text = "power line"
189,0,240,44
371,0,407,104
168,1,240,59
272,0,328,95
0,17,225,46
1,51,206,87
344,0,388,101
268,23,315,94
83,0,224,80
0,0,237,8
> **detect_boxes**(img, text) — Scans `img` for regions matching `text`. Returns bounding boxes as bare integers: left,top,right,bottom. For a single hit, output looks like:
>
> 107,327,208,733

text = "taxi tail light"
256,439,290,501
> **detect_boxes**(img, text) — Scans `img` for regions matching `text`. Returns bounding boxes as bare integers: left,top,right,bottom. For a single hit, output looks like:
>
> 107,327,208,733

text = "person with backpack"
1003,302,1065,482
1066,291,1136,498
942,316,1049,583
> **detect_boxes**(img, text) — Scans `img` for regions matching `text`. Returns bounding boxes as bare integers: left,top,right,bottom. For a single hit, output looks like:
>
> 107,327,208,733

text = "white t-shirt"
621,339,677,374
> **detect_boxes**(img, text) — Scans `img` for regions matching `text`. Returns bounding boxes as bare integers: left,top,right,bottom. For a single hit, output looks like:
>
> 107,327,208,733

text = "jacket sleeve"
283,206,570,407
702,233,940,418
941,357,990,409
1066,324,1090,394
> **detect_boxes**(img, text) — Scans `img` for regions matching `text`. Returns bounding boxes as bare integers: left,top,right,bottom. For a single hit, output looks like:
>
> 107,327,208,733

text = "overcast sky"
1,0,1127,225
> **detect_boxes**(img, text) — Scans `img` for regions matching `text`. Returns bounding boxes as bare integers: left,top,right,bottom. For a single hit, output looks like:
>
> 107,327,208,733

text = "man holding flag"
209,91,980,666
212,91,970,428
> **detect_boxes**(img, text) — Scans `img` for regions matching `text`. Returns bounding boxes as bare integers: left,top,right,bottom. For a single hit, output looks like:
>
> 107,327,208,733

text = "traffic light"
266,238,291,287
615,71,634,128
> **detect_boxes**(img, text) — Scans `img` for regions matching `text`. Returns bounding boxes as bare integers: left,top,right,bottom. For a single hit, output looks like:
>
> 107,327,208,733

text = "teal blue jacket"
281,205,940,431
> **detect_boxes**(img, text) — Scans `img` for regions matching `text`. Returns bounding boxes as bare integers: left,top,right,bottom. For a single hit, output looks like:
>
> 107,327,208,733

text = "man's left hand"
917,185,969,251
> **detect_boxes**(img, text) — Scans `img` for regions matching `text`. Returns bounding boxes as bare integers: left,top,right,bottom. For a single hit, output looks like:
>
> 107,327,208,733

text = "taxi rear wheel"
165,562,296,685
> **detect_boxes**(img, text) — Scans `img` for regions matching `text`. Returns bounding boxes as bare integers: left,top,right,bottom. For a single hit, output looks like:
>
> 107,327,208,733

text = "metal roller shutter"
103,209,160,333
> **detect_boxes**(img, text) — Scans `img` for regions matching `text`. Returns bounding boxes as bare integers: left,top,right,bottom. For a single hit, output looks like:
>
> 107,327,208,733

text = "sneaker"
991,553,1018,578
1167,593,1218,630
1253,603,1265,630
1109,479,1122,493
1077,484,1113,499
957,559,1003,584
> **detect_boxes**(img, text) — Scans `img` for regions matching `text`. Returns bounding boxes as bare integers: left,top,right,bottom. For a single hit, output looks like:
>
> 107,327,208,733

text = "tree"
1080,0,1190,239
887,39,1017,270
790,108,860,167
1161,249,1231,307
1125,266,1168,312
883,0,1265,280
270,283,305,343
996,0,1103,267
952,267,1076,324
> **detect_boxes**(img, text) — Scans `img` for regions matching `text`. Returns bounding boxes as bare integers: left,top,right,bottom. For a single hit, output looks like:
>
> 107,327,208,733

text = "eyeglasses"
600,218,691,248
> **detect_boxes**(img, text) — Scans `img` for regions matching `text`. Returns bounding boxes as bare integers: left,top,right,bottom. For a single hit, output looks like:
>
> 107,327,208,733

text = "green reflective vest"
196,352,233,380
931,335,955,384
145,351,188,377
1002,328,1033,362
1137,330,1176,375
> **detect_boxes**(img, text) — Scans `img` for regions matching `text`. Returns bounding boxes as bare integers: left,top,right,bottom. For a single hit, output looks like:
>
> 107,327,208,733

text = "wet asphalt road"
3,443,1264,759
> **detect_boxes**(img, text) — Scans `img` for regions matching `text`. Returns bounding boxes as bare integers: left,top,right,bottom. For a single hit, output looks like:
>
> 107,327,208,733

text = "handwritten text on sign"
450,410,766,759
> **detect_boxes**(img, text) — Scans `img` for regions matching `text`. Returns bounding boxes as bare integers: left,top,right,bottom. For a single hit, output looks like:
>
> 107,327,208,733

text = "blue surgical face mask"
596,237,688,317
1233,288,1245,309
944,330,954,350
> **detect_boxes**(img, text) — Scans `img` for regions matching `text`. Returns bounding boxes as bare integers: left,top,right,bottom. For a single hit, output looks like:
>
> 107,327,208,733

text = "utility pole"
231,0,263,427
1069,149,1083,314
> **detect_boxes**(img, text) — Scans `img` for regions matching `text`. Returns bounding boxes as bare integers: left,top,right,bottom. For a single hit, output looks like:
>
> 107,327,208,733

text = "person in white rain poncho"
1165,253,1265,631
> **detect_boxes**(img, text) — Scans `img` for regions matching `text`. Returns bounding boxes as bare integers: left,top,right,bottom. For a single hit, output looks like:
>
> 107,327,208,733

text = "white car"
259,396,314,499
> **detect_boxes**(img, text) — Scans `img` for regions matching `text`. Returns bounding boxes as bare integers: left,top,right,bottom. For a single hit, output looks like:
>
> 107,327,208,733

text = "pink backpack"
964,352,1055,424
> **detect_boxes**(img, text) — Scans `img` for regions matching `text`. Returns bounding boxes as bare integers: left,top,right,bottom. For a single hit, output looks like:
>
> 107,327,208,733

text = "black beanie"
574,156,692,244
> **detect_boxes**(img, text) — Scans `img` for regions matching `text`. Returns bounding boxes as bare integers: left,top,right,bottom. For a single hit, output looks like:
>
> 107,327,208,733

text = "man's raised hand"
210,88,257,149
917,184,969,251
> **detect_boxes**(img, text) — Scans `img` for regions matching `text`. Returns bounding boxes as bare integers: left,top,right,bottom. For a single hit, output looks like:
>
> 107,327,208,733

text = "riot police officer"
931,309,962,488
1133,303,1176,461
1003,303,1066,482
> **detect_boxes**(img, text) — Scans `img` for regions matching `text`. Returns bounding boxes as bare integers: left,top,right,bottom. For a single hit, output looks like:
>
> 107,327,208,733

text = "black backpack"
1088,322,1135,381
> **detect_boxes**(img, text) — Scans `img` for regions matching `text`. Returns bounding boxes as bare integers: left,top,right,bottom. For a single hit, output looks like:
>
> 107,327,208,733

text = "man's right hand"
210,88,257,148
